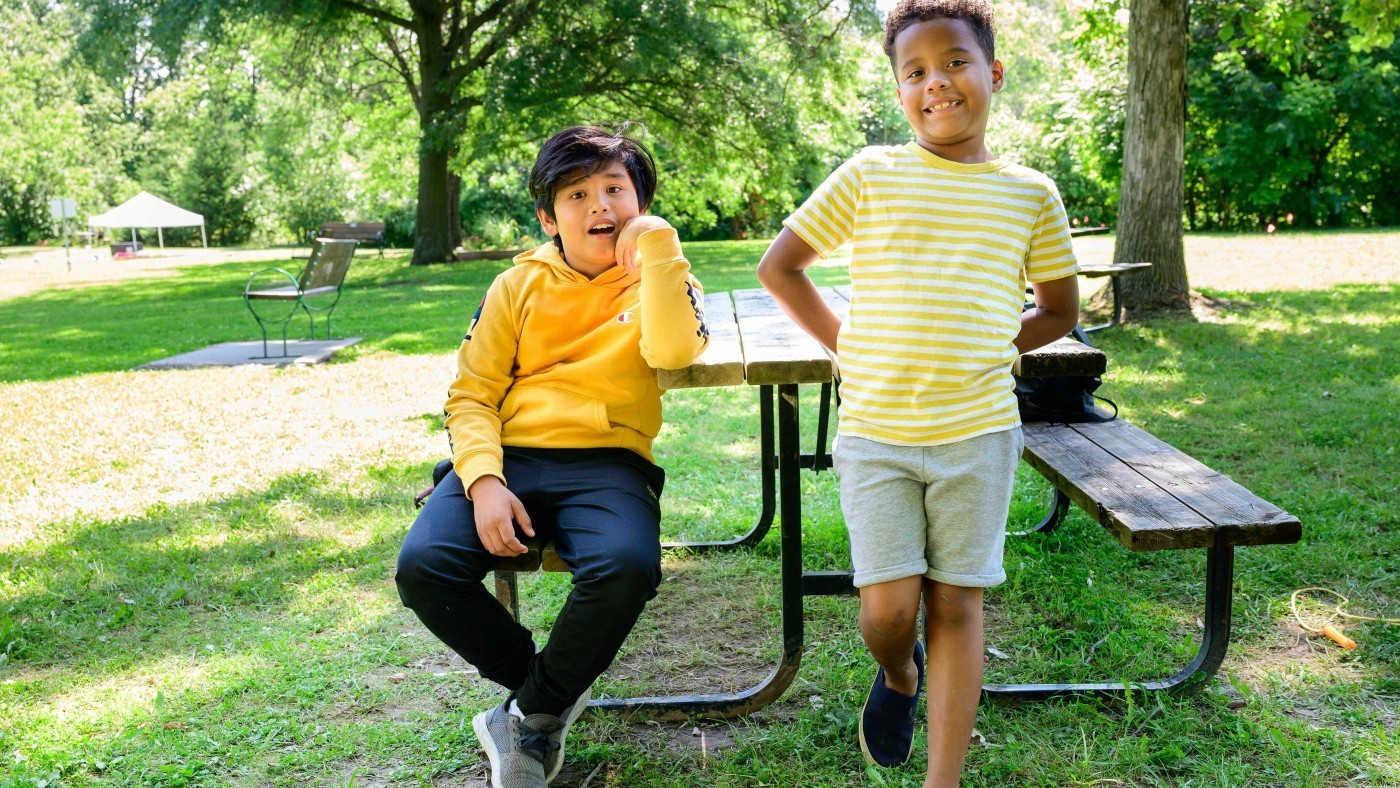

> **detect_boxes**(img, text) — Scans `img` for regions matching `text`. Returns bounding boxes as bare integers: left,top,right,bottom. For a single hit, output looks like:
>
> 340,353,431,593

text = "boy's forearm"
757,228,841,353
1014,275,1080,354
637,227,709,369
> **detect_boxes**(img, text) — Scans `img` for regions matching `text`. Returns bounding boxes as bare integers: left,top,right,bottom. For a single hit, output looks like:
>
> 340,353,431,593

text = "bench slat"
1067,420,1301,547
1023,423,1220,551
657,291,744,389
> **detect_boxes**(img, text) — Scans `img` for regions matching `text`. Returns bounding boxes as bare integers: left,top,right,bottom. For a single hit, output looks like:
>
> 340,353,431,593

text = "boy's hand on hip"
615,216,671,274
468,475,534,557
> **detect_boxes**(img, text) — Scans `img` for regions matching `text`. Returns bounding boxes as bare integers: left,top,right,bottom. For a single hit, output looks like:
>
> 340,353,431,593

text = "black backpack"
1014,373,1118,423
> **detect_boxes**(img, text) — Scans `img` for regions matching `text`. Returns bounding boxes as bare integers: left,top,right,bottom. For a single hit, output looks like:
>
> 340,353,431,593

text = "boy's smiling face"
893,17,1004,163
537,161,642,278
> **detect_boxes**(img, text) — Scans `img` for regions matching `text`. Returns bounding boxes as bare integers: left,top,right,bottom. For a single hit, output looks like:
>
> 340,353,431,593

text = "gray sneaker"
472,701,563,788
545,685,592,783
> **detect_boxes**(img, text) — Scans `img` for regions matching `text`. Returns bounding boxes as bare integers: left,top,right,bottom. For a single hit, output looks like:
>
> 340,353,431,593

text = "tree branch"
375,25,421,107
329,0,413,30
452,0,539,85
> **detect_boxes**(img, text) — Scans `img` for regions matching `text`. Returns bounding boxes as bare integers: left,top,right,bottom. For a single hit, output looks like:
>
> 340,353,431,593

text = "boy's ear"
536,207,558,238
991,59,1005,93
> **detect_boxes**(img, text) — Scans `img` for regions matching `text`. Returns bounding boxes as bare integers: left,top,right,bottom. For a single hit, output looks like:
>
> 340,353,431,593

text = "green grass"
0,241,851,384
2,235,1398,786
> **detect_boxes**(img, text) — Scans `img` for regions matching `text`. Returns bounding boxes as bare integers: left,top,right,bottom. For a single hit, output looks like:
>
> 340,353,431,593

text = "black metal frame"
586,382,1237,719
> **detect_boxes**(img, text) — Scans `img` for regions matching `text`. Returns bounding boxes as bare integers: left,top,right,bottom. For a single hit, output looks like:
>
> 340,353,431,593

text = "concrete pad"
137,338,363,370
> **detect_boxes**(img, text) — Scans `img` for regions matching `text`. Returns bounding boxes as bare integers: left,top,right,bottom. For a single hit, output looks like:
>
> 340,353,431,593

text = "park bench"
313,221,386,256
244,238,358,358
414,288,1300,718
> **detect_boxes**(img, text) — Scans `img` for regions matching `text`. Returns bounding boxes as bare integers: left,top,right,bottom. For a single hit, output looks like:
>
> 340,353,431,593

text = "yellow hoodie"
445,227,709,492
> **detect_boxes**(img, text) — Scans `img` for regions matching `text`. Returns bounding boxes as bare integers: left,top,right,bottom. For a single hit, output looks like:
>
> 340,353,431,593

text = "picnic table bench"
466,287,1300,719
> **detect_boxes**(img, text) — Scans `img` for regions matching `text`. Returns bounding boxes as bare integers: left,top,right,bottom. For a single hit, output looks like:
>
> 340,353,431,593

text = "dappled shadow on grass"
1,468,414,671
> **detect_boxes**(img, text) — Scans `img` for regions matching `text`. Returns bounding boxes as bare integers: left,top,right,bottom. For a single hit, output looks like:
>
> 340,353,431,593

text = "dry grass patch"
0,352,450,546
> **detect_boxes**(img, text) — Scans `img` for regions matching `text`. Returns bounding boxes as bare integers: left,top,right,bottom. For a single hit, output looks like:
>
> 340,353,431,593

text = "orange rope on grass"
1289,587,1400,650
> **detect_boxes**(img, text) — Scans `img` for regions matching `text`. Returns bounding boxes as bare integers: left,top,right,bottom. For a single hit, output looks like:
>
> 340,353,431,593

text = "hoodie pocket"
500,385,611,436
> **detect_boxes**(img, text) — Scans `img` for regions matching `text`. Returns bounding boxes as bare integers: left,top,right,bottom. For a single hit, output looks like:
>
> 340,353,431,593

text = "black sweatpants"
395,447,664,717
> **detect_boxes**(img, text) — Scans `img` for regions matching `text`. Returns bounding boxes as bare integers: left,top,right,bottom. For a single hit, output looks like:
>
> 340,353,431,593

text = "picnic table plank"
657,291,745,389
1067,420,1301,547
1078,262,1152,278
1022,423,1221,551
1014,337,1107,378
733,288,839,385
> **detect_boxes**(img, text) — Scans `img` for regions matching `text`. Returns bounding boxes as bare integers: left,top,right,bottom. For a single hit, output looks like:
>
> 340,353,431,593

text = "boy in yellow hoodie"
396,126,709,788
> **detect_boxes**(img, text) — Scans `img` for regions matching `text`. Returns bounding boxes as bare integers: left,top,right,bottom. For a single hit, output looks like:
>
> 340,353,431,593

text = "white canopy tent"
87,191,206,250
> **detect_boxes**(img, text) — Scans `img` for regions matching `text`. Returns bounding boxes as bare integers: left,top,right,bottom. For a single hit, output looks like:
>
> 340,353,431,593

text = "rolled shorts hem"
925,568,1006,589
853,559,929,589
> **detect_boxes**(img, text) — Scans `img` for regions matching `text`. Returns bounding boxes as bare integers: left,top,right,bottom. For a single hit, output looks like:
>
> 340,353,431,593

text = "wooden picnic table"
535,288,1298,720
589,288,1127,719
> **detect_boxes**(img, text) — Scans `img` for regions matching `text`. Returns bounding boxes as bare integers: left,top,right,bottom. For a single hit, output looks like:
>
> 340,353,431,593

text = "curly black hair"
882,0,997,70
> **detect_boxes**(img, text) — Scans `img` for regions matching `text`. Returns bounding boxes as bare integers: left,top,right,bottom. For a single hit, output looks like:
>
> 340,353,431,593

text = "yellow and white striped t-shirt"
785,142,1079,446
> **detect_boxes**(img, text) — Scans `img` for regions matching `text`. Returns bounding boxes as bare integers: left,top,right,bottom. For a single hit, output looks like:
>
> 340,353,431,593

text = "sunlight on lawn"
1,231,1397,786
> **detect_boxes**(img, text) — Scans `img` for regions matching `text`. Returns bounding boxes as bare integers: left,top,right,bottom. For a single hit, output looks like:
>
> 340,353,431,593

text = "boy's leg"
836,436,929,765
394,466,536,691
512,450,664,718
918,427,1022,787
922,581,984,788
859,577,924,695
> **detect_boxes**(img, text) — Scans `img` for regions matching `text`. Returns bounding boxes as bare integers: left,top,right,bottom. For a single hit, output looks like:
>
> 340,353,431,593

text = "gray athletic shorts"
833,428,1023,589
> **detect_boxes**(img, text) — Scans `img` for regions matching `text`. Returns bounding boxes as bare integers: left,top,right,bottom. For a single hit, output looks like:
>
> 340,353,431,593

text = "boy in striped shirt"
757,1,1080,783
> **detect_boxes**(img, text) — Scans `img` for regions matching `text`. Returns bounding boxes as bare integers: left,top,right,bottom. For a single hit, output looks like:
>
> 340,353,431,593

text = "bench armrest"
244,267,301,297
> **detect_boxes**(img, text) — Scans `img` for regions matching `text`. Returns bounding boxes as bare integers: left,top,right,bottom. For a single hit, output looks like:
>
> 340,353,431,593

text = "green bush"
476,215,520,249
383,204,416,248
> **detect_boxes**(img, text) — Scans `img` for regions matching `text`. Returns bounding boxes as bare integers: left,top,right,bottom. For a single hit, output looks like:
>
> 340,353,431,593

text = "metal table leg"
1083,274,1123,335
983,546,1234,699
593,384,806,719
662,386,776,552
1009,487,1071,537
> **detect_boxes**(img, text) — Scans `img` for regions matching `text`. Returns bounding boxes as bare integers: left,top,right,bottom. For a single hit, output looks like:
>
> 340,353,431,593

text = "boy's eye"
607,185,622,194
906,68,924,80
948,59,967,67
569,191,585,199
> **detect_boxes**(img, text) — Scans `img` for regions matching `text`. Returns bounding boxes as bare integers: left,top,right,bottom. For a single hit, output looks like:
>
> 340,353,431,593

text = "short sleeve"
783,155,863,259
1025,182,1079,283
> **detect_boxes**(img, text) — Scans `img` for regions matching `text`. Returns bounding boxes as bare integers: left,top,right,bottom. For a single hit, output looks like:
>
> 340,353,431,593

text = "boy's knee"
861,605,919,643
578,548,661,599
393,543,436,606
395,541,484,608
926,583,983,629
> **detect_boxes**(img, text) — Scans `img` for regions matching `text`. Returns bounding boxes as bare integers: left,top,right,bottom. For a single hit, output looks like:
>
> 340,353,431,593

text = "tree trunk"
410,9,456,266
447,170,463,252
412,147,455,265
1114,0,1190,315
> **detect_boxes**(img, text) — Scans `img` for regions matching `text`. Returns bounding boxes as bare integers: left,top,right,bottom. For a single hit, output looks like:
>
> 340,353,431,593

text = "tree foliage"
2,0,1397,249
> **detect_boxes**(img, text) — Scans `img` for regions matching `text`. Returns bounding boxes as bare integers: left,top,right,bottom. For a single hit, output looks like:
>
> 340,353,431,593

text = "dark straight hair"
529,125,658,222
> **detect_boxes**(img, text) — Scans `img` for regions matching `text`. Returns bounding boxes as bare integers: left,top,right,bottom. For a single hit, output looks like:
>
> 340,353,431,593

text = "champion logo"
616,311,635,324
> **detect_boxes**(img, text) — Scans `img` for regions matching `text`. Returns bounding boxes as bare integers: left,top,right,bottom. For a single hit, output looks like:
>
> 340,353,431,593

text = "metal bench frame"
244,238,358,358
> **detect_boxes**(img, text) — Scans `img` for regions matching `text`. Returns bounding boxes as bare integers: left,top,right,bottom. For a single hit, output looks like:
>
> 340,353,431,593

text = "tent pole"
201,223,207,248
131,227,137,254
158,227,164,249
